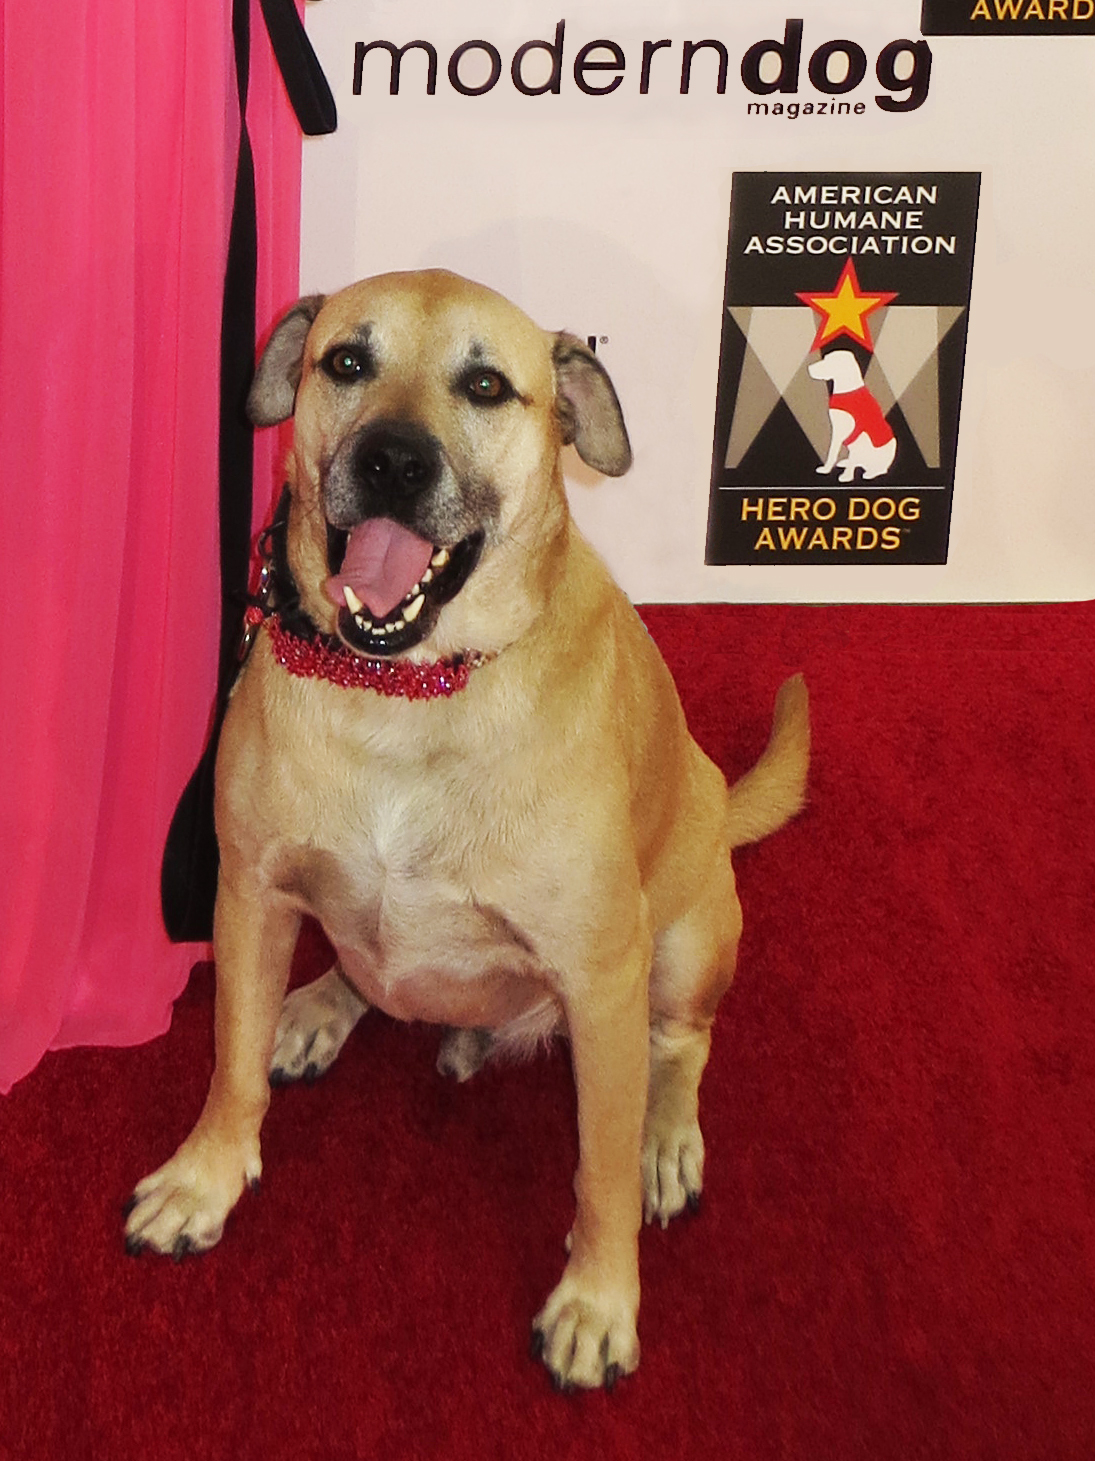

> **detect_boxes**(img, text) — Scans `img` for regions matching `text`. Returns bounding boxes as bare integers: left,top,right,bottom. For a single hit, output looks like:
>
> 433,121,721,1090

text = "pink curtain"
0,2,303,1091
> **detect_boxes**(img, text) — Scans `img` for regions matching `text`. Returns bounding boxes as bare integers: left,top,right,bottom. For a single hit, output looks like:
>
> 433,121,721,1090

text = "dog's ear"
247,295,326,427
552,334,632,477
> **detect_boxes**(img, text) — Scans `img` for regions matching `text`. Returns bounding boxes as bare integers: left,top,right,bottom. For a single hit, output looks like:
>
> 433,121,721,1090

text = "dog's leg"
532,919,651,1391
270,964,368,1085
642,1018,714,1226
838,438,864,484
860,438,898,482
643,874,741,1227
817,410,854,475
124,883,299,1257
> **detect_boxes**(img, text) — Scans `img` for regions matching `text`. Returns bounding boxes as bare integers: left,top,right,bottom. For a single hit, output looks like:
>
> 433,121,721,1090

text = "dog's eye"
463,369,513,405
323,346,370,382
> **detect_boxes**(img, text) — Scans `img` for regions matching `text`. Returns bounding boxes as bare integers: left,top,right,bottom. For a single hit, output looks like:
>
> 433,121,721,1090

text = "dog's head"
248,270,631,660
808,349,865,394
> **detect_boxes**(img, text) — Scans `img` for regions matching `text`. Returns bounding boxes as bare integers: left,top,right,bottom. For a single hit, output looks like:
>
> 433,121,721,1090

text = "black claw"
171,1236,194,1264
686,1191,702,1216
268,1070,288,1088
529,1327,545,1361
303,1062,319,1086
124,1235,147,1258
604,1363,621,1394
248,1176,262,1196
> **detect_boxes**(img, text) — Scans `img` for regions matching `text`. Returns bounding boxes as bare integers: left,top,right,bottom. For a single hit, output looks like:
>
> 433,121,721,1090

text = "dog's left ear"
552,334,632,477
247,294,326,427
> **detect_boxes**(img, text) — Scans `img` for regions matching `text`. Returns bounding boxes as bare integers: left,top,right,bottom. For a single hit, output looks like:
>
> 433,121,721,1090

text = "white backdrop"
300,0,1095,603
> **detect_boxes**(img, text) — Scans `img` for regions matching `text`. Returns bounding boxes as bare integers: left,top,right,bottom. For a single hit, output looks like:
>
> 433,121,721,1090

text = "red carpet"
2,603,1093,1459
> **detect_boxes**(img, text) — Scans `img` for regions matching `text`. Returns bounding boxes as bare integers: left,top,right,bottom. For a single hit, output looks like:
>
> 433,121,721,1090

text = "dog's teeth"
391,618,405,632
354,613,373,631
343,586,364,616
403,594,426,623
430,547,450,570
420,567,434,586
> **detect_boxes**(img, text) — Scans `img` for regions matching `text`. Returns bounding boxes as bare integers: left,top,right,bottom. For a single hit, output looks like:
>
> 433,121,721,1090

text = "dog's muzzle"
351,421,442,506
323,420,485,659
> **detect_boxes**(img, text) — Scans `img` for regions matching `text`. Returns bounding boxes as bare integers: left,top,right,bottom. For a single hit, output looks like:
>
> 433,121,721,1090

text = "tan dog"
125,270,809,1390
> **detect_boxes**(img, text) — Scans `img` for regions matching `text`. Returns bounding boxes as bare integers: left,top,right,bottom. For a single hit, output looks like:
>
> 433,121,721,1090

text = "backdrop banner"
299,0,1095,603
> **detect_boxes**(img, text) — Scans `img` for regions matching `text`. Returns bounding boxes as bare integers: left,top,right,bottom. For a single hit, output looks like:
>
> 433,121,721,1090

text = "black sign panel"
922,0,1095,34
706,172,980,566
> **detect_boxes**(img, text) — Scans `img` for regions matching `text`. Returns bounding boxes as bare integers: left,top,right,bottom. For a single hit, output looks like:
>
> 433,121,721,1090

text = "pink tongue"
324,519,435,620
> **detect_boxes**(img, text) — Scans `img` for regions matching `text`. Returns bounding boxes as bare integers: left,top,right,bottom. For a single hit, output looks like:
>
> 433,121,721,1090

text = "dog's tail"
726,675,810,849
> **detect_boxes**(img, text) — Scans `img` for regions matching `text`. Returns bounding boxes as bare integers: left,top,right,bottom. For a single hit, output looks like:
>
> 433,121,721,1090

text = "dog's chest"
272,774,548,1028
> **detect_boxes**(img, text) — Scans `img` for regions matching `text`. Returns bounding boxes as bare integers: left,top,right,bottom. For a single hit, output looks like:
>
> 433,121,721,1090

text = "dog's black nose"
353,421,441,500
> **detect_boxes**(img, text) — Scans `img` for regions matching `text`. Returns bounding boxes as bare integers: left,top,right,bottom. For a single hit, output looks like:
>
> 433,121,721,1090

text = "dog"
808,348,897,483
125,270,809,1390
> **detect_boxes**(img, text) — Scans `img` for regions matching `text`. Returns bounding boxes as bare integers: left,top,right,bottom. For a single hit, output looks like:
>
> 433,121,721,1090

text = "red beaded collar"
260,611,492,700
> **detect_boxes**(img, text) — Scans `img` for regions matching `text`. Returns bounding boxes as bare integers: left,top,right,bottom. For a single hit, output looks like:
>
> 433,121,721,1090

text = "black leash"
161,0,335,943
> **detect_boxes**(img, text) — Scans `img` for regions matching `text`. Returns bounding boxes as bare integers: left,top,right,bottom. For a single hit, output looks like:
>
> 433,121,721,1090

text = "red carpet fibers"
2,603,1093,1460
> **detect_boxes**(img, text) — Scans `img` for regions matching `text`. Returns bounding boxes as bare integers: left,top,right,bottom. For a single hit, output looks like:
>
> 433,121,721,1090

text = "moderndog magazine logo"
921,0,1095,32
706,172,980,566
346,15,934,113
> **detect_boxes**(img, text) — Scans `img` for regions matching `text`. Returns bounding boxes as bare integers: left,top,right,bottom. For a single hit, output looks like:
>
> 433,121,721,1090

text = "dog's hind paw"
436,1027,493,1082
641,1117,705,1228
269,966,367,1085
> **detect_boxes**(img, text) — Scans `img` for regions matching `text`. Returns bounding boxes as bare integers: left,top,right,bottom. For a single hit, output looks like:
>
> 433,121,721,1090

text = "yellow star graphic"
796,260,897,352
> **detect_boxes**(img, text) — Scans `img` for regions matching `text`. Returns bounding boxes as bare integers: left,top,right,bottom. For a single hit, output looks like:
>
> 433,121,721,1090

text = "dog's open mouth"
324,518,484,657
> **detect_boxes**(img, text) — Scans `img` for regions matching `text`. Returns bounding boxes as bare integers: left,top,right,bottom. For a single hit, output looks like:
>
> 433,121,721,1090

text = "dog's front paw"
124,1139,261,1259
641,1116,704,1228
531,1269,640,1391
269,967,367,1085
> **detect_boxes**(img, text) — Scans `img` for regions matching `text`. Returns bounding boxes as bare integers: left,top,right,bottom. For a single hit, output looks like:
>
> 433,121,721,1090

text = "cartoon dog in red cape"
809,349,897,484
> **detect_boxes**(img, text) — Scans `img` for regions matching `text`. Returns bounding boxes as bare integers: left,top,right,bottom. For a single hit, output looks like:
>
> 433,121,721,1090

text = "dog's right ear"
247,294,326,427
